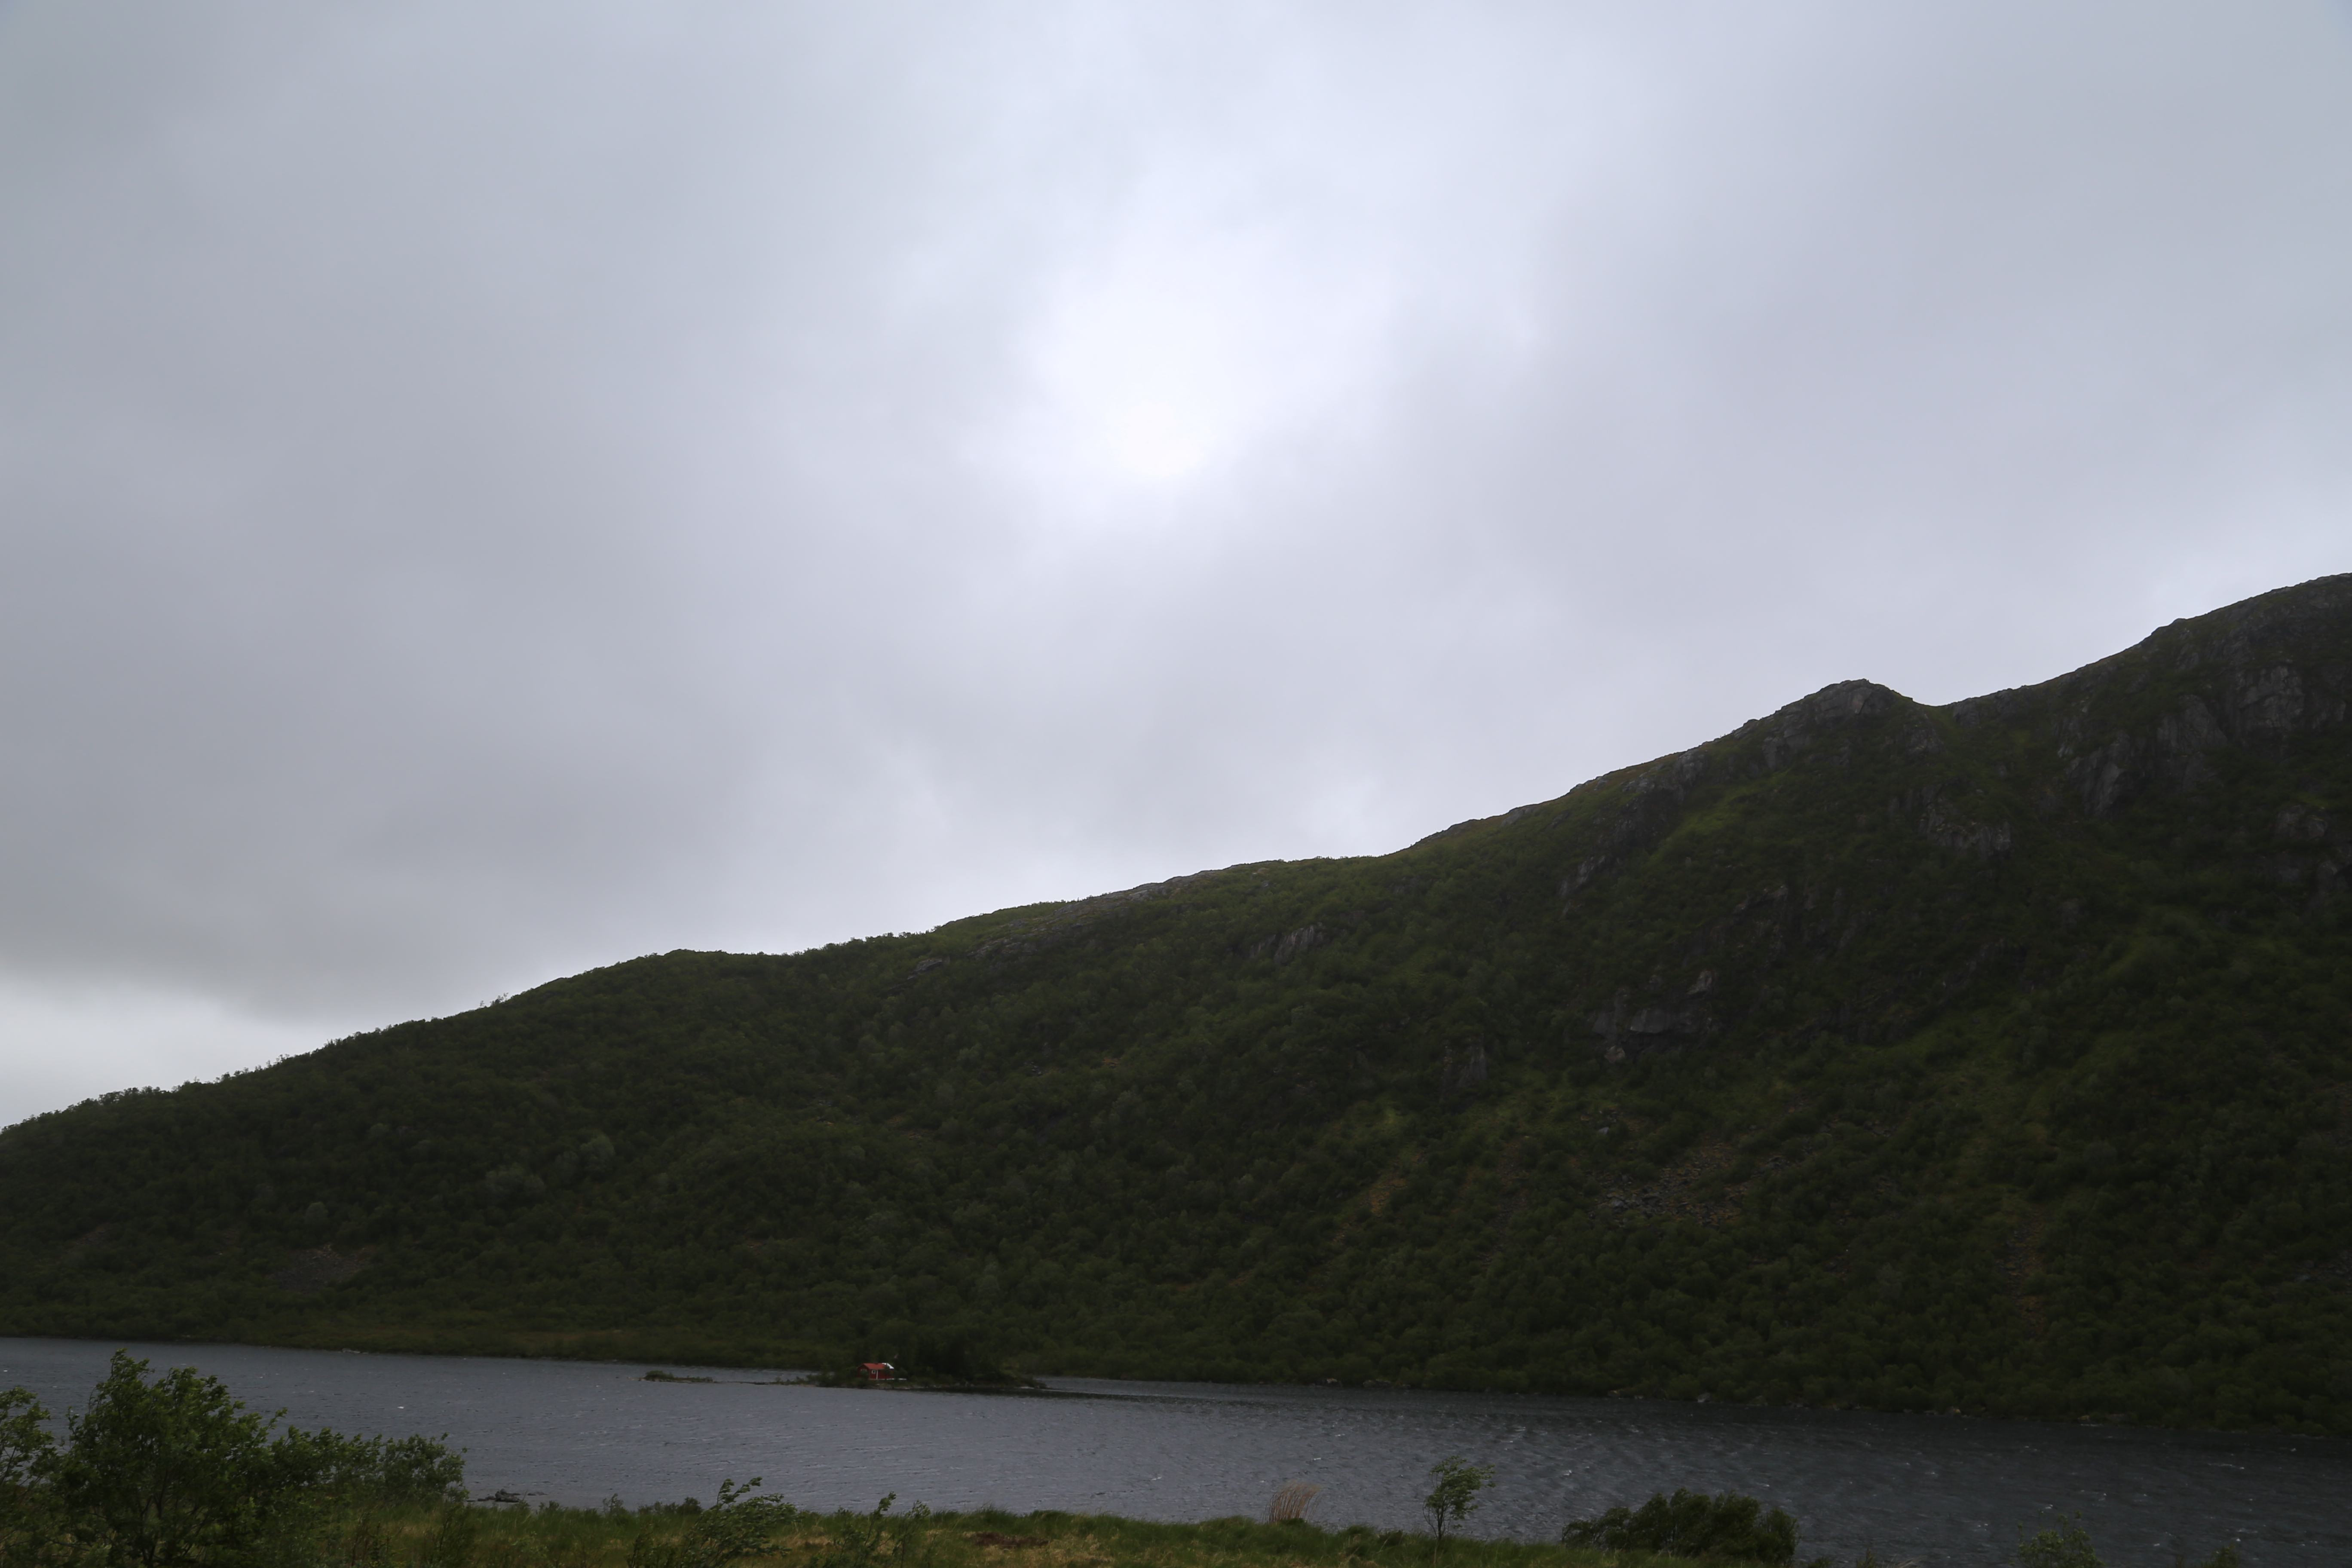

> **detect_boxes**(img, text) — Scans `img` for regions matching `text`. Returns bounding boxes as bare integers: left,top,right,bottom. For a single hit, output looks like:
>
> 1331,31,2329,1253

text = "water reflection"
0,1340,2340,1566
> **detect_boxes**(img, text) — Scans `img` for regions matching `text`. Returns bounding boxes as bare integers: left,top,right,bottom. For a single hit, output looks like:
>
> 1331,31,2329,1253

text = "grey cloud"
0,0,2346,1120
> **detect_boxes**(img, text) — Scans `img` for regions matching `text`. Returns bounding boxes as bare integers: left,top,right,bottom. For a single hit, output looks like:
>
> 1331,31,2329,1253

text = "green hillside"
4,578,2349,1434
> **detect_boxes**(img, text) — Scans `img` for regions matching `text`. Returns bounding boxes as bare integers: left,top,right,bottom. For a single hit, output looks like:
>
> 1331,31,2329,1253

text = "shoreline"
3,1327,2340,1444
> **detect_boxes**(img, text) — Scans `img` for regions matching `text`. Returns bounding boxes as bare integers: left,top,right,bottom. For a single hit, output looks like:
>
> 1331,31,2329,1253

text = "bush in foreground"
1561,1489,1801,1564
1,1351,462,1567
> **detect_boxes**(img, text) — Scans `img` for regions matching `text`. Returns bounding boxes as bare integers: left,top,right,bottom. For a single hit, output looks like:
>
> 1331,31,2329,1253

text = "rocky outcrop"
1235,923,1330,963
1914,794,2015,858
1271,924,1327,963
273,1244,374,1295
1619,747,1712,801
1589,988,1715,1063
1969,573,2352,819
1730,680,1908,774
1440,1042,1489,1097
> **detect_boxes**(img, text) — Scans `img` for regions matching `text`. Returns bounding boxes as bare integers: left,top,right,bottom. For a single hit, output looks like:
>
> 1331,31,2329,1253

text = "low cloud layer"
2,0,2348,1122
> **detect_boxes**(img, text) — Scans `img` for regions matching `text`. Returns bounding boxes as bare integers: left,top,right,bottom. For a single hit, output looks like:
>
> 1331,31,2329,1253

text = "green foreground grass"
336,1500,1724,1568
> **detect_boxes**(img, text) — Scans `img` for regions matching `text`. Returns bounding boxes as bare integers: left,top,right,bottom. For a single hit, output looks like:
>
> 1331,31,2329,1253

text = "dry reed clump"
1265,1481,1323,1525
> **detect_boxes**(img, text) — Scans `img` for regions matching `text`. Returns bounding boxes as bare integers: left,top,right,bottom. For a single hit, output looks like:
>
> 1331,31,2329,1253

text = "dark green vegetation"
5,1463,1809,1568
1420,1458,1494,1555
4,577,2351,1432
2008,1514,2237,1568
0,1352,462,1565
1553,1491,2242,1568
1559,1491,1798,1564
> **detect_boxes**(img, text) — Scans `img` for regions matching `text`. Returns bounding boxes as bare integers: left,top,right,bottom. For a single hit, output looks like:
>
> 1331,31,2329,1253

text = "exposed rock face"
1525,574,2352,1074
1916,794,2014,858
1237,922,1329,962
1271,924,1327,963
273,1245,374,1296
1440,1042,1489,1097
1962,574,2352,819
1736,679,1905,774
1588,989,1714,1060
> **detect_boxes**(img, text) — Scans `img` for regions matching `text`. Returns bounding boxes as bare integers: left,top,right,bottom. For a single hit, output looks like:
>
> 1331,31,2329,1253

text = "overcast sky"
1,0,2348,1125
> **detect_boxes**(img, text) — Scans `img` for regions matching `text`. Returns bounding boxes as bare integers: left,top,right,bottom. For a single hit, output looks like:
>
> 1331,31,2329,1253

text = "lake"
0,1338,2340,1565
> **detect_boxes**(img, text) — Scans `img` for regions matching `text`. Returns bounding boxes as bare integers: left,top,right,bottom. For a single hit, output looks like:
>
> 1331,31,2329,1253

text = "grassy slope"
2,577,2348,1432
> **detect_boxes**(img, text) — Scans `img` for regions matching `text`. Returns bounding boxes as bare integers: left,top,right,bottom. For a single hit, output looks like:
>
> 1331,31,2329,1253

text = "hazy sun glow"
1004,217,1395,493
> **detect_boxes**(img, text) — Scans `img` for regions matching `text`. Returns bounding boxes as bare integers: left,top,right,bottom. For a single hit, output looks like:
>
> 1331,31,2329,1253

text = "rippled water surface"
3,1339,2341,1566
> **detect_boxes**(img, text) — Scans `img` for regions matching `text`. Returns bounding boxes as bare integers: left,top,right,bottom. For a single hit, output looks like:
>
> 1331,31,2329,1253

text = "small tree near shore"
1421,1455,1494,1556
2015,1513,2103,1568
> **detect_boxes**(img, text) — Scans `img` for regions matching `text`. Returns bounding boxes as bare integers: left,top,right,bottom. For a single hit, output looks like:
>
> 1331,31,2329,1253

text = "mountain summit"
5,576,2349,1432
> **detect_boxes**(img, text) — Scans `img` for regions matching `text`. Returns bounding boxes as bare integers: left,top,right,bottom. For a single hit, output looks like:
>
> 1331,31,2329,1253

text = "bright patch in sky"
1008,222,1394,493
1035,261,1268,484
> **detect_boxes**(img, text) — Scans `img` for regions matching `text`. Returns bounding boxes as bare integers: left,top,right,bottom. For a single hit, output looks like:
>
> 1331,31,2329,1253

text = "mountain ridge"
3,574,2349,1434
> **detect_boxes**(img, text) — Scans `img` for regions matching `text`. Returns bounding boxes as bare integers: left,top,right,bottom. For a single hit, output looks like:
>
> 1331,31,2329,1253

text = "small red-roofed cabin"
860,1362,895,1381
